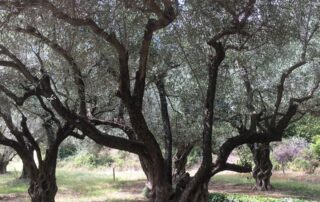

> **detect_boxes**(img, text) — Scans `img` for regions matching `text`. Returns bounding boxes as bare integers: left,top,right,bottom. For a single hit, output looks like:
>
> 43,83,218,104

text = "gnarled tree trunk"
0,147,16,174
27,153,58,202
173,144,193,183
250,143,273,191
178,169,211,202
172,144,193,198
28,167,57,202
139,156,156,199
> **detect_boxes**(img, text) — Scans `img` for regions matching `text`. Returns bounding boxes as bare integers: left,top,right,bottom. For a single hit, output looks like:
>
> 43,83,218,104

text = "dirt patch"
0,194,28,202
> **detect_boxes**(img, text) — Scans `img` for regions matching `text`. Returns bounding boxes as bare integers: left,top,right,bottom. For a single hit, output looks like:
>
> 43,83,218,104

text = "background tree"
0,145,16,174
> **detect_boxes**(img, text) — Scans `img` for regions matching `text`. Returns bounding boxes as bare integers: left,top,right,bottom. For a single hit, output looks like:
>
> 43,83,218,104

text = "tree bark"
139,156,156,199
127,107,172,202
156,77,173,186
187,181,209,202
27,151,58,202
172,144,193,199
20,164,29,179
28,166,57,202
250,143,273,191
173,144,193,182
178,172,211,202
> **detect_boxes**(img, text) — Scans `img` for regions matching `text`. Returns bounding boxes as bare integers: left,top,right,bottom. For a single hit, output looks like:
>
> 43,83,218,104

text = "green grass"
56,170,117,197
0,173,28,194
1,170,320,201
212,174,320,201
0,169,146,201
272,180,320,200
213,174,254,185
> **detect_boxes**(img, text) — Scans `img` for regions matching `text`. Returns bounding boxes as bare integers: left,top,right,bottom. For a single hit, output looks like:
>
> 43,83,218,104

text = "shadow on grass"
211,173,320,201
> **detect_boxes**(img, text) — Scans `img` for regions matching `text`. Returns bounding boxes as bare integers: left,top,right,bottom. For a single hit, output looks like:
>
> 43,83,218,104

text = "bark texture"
28,161,58,202
20,164,29,179
250,143,273,191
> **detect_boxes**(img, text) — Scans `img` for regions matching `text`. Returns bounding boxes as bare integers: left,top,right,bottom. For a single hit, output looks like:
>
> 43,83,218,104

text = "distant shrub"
58,143,77,159
187,147,201,167
270,156,281,171
73,151,114,167
290,148,319,174
311,135,320,158
236,145,253,168
272,137,308,173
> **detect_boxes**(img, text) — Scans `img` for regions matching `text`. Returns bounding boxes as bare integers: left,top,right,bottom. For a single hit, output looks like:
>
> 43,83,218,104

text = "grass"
0,169,147,202
56,170,118,197
0,174,28,195
1,168,320,202
212,173,320,201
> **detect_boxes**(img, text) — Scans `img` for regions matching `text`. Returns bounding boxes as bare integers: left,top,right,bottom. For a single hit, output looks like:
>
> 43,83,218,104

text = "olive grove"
0,0,319,202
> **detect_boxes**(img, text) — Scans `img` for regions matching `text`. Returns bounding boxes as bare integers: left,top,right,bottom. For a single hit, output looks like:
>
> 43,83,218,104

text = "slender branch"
0,45,38,82
272,60,307,126
0,83,36,106
132,1,176,109
20,114,42,165
15,26,87,117
155,76,173,185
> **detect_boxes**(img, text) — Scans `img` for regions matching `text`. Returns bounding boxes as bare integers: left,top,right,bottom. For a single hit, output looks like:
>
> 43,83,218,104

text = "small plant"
209,193,316,202
209,193,229,202
142,186,153,199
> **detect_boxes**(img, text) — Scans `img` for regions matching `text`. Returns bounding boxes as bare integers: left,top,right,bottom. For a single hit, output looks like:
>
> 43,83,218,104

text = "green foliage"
73,151,114,168
270,156,282,171
272,137,308,173
236,145,253,167
311,135,320,158
187,147,201,166
209,193,228,202
209,193,315,202
142,186,152,199
290,148,319,174
58,143,77,159
285,116,320,142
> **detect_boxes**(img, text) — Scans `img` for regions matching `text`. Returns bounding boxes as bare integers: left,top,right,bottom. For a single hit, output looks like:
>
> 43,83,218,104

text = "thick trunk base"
251,143,273,191
155,184,172,202
252,175,272,191
178,182,209,202
28,171,57,202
